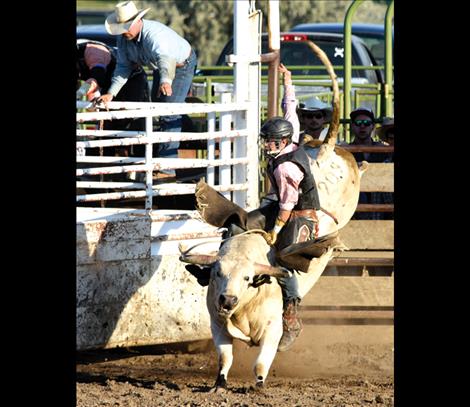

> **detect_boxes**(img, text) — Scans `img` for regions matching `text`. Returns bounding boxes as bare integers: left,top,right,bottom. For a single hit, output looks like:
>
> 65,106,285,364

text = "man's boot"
278,298,303,352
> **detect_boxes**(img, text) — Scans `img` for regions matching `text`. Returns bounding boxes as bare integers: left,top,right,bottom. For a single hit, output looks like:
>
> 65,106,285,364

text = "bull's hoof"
210,374,227,393
248,382,265,393
210,386,227,394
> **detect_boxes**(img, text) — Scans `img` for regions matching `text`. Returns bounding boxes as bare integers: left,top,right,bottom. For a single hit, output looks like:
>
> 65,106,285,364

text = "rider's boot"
277,297,303,352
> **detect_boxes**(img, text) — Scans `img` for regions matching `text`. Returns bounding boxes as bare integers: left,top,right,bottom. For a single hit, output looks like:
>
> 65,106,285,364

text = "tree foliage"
77,0,390,66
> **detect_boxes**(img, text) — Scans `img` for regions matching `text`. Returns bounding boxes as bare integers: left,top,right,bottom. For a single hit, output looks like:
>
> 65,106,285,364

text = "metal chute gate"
76,98,260,210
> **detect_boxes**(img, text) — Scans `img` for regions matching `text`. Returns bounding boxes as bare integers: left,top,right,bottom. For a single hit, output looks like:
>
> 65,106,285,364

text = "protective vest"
267,146,321,210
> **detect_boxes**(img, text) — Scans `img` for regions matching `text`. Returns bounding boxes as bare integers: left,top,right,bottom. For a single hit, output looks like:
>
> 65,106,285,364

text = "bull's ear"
185,265,210,287
254,263,292,278
250,274,272,288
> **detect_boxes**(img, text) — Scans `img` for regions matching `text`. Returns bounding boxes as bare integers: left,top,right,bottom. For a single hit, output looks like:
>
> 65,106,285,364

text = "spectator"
76,39,149,135
98,1,197,179
77,39,150,166
348,107,388,220
347,108,392,276
76,40,112,101
349,107,386,161
297,97,333,144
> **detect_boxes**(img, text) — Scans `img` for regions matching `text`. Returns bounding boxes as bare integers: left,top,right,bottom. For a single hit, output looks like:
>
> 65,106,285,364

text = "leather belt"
176,48,193,68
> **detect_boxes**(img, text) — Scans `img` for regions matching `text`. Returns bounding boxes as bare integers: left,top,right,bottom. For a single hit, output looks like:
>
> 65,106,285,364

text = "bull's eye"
244,276,250,281
216,270,222,278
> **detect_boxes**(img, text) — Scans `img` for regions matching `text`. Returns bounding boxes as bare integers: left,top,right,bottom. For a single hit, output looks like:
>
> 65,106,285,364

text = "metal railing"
76,98,259,211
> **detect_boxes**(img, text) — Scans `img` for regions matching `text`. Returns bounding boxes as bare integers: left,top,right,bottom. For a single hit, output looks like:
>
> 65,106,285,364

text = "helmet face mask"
262,137,285,158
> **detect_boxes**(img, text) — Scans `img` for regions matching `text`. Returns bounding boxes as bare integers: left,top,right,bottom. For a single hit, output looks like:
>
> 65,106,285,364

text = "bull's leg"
252,332,282,388
210,328,234,393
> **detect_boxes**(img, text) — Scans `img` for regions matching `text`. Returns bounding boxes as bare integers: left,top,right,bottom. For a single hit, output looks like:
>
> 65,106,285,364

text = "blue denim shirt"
108,19,191,96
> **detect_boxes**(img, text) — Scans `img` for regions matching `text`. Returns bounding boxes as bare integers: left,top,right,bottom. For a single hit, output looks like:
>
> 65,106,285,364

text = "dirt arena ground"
77,325,394,406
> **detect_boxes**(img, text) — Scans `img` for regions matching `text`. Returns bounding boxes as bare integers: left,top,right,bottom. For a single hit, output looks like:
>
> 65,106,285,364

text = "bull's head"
211,259,291,318
179,243,290,318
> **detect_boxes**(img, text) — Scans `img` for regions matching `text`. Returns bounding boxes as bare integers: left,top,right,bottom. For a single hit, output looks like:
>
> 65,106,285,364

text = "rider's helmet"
259,116,293,158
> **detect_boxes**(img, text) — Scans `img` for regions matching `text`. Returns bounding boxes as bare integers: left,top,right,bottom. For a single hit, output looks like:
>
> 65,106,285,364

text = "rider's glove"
265,217,285,246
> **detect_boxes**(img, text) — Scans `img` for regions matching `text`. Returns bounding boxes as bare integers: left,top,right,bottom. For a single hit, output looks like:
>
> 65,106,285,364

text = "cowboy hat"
376,116,394,141
297,97,333,122
105,1,150,35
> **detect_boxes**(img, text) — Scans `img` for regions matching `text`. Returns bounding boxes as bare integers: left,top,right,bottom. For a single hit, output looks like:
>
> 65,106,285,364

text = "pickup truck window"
214,34,370,81
277,40,363,78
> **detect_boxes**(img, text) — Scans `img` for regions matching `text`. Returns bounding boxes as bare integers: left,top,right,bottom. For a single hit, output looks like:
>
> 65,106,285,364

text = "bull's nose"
219,294,238,310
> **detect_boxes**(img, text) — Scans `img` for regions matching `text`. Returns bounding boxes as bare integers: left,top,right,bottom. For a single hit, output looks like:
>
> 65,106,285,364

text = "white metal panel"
207,112,216,185
219,93,232,199
76,208,220,350
233,0,261,209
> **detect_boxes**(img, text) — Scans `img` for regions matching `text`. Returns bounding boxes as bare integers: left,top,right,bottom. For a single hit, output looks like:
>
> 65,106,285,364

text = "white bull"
179,232,334,391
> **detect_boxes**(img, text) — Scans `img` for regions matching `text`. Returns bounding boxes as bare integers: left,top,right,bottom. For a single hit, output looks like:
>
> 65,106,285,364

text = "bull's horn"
305,40,340,148
178,242,219,265
254,263,291,278
179,254,219,265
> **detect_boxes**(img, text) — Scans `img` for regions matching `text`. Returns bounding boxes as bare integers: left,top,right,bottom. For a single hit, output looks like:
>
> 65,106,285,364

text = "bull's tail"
358,160,369,178
305,40,340,148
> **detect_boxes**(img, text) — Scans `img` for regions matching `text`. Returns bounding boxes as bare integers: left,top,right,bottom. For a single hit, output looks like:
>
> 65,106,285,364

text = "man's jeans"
151,48,197,174
277,272,300,305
